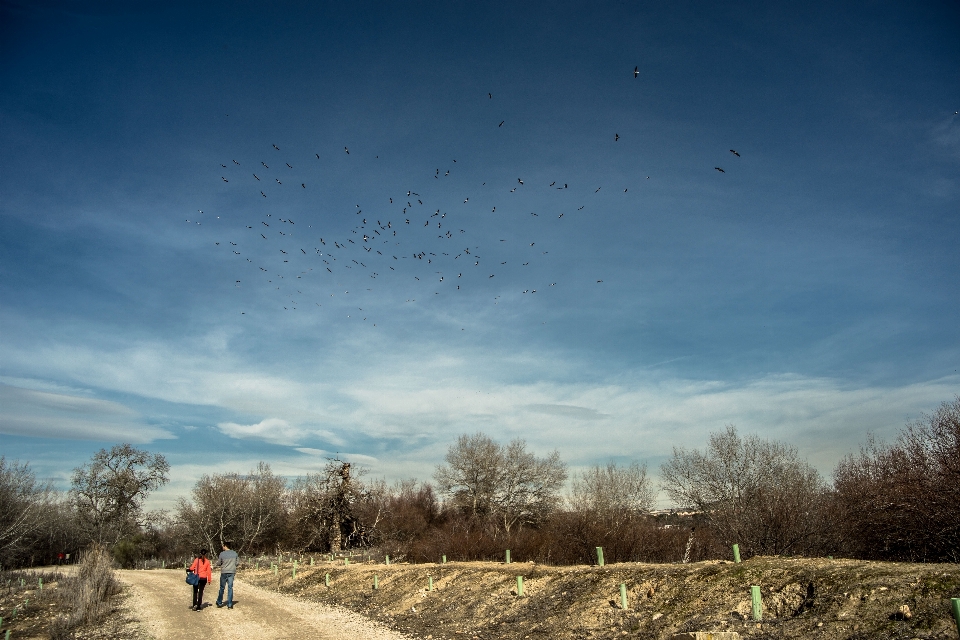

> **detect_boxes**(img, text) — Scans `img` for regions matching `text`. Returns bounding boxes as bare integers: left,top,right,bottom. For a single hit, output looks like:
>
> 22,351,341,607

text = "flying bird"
488,93,492,99
253,174,259,180
344,147,350,154
272,144,279,150
730,149,740,157
498,121,504,127
715,167,725,173
634,66,639,78
615,133,619,141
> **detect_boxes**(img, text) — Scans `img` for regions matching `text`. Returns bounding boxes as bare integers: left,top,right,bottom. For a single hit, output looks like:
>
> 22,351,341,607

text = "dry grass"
49,546,122,640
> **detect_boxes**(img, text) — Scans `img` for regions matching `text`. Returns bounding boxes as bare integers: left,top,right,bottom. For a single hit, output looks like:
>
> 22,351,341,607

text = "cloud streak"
0,383,174,443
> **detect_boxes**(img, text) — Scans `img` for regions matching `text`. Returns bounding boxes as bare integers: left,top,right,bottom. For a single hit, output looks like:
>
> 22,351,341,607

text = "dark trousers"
192,578,207,608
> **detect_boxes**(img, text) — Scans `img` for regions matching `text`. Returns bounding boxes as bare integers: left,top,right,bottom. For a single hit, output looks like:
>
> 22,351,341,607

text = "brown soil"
243,556,960,640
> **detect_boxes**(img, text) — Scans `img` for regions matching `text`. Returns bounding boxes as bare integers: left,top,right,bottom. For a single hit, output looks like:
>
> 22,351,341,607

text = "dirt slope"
117,569,413,640
243,556,960,640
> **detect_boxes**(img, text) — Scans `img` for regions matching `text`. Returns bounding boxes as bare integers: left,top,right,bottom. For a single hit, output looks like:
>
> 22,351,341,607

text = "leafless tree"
287,459,373,551
660,425,827,557
834,397,960,562
177,462,285,554
0,457,57,566
570,461,656,532
435,433,567,532
70,444,169,545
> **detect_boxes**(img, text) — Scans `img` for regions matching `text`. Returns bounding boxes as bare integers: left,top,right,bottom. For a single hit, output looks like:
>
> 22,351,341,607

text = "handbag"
186,559,200,586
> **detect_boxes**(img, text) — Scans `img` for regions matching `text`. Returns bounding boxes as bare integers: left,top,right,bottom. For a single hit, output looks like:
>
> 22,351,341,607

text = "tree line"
1,396,957,568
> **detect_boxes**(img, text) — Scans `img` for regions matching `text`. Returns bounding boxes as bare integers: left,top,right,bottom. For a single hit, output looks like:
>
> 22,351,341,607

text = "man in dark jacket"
215,542,239,608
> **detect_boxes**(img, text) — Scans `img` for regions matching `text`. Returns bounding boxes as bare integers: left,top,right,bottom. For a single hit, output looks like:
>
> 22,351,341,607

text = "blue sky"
2,1,958,508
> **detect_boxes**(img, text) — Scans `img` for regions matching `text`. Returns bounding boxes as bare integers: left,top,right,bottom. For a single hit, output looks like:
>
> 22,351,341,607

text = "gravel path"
119,570,415,640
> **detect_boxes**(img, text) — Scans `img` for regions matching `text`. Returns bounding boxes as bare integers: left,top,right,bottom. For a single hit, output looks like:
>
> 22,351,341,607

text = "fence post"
732,544,741,563
950,598,960,637
516,575,524,597
596,547,605,567
751,585,762,621
620,583,628,609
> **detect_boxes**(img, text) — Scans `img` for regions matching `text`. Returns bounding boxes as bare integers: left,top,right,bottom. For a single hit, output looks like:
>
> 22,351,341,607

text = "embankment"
243,556,960,639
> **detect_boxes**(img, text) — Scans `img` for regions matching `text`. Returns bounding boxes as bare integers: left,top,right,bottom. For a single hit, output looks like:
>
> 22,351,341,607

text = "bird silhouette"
634,66,639,78
715,167,725,173
730,150,740,157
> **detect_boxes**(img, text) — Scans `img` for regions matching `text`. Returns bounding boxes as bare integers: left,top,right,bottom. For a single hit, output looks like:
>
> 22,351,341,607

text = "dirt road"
118,570,414,640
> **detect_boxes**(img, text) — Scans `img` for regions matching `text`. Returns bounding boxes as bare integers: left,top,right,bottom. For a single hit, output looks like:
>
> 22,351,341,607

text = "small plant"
49,546,121,640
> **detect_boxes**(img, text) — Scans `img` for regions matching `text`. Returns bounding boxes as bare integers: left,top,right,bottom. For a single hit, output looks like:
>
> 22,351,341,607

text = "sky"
1,0,958,510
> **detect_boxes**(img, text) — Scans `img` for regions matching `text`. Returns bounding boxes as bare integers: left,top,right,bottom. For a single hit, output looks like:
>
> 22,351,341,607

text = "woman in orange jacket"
188,549,213,611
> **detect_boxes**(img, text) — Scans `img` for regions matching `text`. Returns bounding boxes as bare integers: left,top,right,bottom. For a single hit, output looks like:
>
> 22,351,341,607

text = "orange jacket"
189,557,212,582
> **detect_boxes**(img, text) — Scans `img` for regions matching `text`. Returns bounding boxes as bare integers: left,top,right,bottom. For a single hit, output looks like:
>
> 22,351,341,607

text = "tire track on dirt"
119,570,414,640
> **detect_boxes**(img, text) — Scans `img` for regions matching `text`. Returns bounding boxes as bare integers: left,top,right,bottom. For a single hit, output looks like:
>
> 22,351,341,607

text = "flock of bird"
191,67,741,325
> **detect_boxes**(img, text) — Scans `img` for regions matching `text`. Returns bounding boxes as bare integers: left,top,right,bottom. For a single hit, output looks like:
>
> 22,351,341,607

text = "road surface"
118,569,411,640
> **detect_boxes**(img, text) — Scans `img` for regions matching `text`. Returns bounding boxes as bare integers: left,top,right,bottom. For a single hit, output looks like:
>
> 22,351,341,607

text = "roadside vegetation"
0,397,957,568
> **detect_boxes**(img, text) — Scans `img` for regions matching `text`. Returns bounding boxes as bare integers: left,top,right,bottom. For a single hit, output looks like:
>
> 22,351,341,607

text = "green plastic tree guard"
442,555,447,564
428,576,433,591
516,575,524,597
505,549,511,564
732,544,741,563
374,575,379,590
620,583,628,609
596,547,605,567
385,555,390,565
325,573,330,587
951,598,960,637
751,585,762,621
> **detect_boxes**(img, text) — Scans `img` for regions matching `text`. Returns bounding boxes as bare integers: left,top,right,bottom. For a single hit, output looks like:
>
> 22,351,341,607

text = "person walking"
188,549,212,611
216,541,239,609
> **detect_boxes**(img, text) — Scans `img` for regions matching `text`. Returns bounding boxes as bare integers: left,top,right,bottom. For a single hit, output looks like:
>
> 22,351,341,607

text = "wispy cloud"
0,383,174,443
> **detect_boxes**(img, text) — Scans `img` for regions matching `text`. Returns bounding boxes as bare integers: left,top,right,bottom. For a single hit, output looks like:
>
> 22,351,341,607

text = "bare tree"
570,461,655,531
0,457,56,566
177,462,285,554
834,397,960,562
660,425,827,557
70,444,169,545
434,434,502,518
435,433,567,532
286,459,387,551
